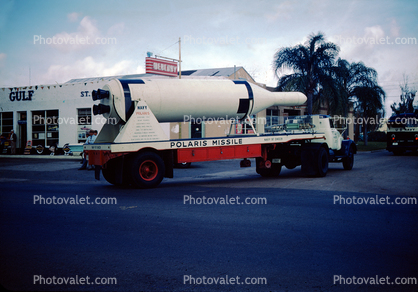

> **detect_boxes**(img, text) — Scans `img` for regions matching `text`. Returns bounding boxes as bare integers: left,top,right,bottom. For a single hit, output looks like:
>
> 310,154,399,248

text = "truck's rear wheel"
102,161,118,185
302,146,328,177
102,157,132,186
342,146,355,170
131,152,165,188
316,146,328,177
284,161,298,169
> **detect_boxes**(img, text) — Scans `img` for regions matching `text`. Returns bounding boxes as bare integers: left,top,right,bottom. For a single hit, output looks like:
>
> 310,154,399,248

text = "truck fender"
341,140,357,156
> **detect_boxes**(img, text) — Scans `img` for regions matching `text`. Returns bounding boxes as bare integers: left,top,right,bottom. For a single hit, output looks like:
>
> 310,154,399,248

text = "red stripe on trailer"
176,144,262,163
87,150,124,166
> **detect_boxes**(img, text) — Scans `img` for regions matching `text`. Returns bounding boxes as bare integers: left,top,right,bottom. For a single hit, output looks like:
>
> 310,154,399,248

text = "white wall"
0,80,110,146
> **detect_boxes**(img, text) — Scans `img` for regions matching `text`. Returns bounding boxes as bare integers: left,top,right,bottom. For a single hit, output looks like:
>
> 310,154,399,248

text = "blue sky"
0,0,417,115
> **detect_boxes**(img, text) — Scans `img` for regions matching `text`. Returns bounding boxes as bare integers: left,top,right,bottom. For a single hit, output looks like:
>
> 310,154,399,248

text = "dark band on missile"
118,79,145,120
233,80,254,117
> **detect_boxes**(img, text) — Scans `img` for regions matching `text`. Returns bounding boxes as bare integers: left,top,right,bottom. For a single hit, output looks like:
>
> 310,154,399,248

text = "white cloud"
265,1,293,22
107,22,125,35
78,16,99,36
41,57,144,84
332,25,387,63
49,16,101,52
389,19,400,37
364,25,385,42
0,53,5,68
67,12,81,22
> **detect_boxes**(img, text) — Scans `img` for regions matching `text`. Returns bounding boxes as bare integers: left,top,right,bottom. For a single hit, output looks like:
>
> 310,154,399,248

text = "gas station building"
0,65,308,154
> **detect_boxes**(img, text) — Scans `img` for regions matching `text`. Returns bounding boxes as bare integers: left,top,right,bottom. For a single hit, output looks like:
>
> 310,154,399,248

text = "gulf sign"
145,57,178,77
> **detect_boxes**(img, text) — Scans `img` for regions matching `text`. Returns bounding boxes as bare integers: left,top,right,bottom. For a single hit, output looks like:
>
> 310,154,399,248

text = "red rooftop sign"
145,57,178,77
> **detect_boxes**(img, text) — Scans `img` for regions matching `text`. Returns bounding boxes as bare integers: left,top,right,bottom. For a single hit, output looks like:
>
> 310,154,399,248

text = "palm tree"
353,85,385,146
273,32,339,114
333,59,385,145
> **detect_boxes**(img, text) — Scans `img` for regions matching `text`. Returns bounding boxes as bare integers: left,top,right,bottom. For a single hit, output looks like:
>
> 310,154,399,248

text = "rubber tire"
102,161,118,185
102,157,131,187
131,152,165,188
342,146,355,170
316,147,328,177
284,162,298,169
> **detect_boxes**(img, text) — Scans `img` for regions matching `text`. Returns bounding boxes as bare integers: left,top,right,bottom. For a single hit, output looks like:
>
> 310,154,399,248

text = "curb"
0,154,81,160
356,149,387,154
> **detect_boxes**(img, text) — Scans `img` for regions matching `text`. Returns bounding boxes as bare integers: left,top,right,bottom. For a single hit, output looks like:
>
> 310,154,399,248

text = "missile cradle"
91,78,307,143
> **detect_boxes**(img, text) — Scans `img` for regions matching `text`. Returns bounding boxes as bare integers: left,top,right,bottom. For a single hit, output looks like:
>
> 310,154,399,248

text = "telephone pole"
179,37,181,79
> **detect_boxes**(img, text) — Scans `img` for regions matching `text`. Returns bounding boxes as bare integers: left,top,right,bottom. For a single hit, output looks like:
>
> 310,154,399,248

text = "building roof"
65,73,156,84
181,67,244,77
64,66,250,84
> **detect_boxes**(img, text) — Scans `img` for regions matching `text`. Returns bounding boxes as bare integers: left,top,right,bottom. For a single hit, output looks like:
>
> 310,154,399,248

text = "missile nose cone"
271,91,307,107
297,92,307,105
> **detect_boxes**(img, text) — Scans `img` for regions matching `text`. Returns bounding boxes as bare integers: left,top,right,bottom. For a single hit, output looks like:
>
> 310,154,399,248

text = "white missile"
92,78,306,124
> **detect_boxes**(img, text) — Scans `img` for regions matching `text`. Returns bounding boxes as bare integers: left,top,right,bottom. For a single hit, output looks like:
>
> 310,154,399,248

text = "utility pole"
179,37,181,79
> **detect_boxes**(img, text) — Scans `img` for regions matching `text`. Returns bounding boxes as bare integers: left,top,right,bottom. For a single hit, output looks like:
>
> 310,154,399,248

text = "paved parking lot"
0,151,417,291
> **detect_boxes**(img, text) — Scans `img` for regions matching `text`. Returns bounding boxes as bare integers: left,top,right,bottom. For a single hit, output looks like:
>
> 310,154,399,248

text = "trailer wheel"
342,146,355,170
102,157,131,187
131,152,165,188
102,162,118,185
316,147,328,177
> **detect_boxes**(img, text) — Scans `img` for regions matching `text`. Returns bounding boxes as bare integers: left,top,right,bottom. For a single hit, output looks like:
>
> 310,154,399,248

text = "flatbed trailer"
86,116,356,188
85,78,356,188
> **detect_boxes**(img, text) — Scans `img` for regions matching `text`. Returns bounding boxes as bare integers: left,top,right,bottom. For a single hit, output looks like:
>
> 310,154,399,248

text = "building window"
235,114,257,134
0,112,14,136
78,108,91,125
266,109,279,126
77,108,92,143
32,110,59,147
283,109,301,117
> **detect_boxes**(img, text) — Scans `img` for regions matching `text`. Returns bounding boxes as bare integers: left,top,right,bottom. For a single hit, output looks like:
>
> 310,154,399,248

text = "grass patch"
356,141,387,152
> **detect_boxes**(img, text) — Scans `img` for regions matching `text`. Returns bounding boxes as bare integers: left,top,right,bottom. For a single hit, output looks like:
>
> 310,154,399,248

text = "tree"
273,33,385,145
332,59,386,142
273,32,339,115
390,75,416,114
352,84,385,146
332,59,381,114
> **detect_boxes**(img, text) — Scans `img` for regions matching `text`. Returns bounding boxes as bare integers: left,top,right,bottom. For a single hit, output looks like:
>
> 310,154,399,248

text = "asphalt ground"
0,151,417,291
